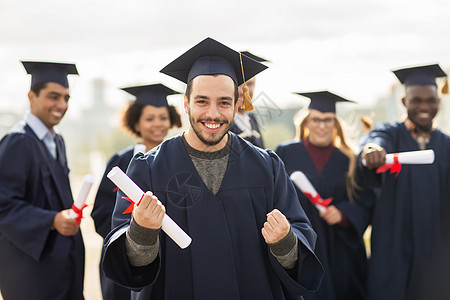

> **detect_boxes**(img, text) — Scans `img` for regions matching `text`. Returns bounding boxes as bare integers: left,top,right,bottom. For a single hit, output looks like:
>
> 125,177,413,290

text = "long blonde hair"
295,110,358,202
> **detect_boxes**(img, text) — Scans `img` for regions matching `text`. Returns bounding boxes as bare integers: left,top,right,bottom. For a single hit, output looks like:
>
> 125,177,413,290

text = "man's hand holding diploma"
133,191,166,230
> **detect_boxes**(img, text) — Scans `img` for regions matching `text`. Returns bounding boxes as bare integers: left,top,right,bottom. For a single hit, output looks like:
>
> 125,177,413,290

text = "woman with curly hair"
92,83,182,300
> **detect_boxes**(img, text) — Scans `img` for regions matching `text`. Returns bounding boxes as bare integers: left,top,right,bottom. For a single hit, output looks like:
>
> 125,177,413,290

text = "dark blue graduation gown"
103,134,323,300
92,146,134,300
359,122,450,300
92,146,134,239
230,112,265,148
276,141,372,300
0,121,85,300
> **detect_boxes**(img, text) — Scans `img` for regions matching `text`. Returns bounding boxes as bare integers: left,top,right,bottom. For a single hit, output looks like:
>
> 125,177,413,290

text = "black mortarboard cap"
160,37,268,86
294,91,355,113
21,61,78,88
392,64,447,86
121,83,180,107
240,51,270,63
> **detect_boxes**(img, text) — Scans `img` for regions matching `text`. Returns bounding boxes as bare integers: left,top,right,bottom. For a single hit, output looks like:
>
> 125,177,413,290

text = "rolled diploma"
70,174,94,219
133,144,146,156
362,149,435,166
107,166,192,249
290,171,327,213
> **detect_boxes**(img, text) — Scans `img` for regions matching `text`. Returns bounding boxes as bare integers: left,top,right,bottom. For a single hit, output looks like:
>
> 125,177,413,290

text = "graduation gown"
92,146,135,239
103,133,323,300
359,122,450,300
92,146,135,300
0,121,85,300
276,140,372,300
230,112,265,148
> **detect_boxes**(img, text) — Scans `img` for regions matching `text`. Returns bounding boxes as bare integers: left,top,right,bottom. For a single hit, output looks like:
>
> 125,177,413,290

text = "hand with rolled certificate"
70,174,94,224
362,149,435,176
290,171,332,213
107,166,192,249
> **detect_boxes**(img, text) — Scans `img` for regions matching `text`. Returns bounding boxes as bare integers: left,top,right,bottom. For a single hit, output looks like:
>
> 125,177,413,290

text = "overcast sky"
1,0,449,118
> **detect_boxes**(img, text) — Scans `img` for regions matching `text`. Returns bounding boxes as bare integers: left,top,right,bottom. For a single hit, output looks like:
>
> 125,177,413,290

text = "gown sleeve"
335,158,375,238
0,134,57,261
358,123,397,188
102,153,161,290
266,150,324,297
92,153,123,239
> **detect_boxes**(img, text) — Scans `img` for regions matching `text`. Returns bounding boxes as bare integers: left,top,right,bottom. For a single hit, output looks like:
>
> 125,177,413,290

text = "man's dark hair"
185,75,238,104
30,82,48,96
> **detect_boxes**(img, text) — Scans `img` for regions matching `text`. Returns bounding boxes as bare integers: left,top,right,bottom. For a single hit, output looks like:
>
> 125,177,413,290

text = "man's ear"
401,97,406,107
28,90,36,107
236,98,243,112
233,99,240,117
184,94,189,114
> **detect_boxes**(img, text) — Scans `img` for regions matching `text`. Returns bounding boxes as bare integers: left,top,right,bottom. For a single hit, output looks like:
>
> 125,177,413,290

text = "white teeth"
51,111,62,117
418,113,430,118
205,123,220,129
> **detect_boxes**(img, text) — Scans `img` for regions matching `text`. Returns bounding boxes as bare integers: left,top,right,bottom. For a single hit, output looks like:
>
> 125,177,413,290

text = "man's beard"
410,116,433,133
189,114,233,146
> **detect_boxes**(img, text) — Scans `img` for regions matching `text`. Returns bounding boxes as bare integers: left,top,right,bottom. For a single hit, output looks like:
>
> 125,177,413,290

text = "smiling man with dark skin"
359,64,450,300
363,84,440,166
102,38,323,300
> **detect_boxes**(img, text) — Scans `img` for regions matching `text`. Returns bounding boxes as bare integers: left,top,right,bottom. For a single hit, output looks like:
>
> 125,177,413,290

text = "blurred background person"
0,61,85,300
229,51,268,148
276,91,374,300
91,83,182,300
359,64,450,300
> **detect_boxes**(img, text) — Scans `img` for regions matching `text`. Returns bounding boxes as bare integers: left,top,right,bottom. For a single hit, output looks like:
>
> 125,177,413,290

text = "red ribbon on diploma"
376,153,401,177
122,193,145,214
304,192,333,211
71,203,88,224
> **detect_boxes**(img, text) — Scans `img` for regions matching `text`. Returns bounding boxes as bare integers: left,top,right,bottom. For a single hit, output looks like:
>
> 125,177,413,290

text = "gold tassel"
360,116,373,132
241,83,254,111
441,78,449,94
239,53,255,111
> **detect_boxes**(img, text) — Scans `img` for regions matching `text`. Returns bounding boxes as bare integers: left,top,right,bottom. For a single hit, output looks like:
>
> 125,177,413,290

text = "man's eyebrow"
48,91,70,99
218,96,233,101
194,95,209,99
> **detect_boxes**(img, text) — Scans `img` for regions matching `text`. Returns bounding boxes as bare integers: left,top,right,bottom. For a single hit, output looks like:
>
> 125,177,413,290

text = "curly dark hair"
121,102,182,138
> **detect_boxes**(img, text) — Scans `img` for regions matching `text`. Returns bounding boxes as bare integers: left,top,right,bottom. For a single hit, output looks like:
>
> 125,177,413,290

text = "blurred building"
60,78,133,179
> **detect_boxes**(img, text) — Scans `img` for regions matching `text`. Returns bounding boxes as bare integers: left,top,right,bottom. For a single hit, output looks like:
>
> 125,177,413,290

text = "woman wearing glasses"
275,91,374,300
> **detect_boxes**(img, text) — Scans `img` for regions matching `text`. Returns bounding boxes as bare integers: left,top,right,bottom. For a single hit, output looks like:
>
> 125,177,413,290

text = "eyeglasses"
307,117,336,127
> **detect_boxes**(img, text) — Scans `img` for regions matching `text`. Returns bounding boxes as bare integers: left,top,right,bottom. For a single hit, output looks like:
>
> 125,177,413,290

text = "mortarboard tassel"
239,53,255,111
360,115,373,133
441,78,448,94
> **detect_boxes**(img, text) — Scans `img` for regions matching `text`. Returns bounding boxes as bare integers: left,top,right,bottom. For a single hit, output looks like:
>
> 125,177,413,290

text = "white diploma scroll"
70,174,94,219
107,166,192,249
133,144,146,156
361,149,435,166
290,171,327,213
